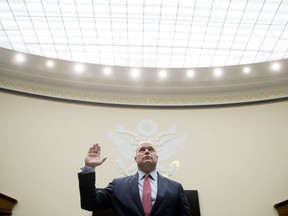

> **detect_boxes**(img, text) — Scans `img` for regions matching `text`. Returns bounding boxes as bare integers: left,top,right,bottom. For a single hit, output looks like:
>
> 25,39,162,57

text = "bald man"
78,142,191,216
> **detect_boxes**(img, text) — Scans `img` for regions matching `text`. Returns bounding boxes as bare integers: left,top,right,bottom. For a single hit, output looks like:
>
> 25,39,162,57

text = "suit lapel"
129,173,145,215
151,173,166,214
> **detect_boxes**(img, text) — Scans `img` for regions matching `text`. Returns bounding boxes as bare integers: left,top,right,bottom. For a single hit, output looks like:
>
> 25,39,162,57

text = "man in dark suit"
78,141,191,216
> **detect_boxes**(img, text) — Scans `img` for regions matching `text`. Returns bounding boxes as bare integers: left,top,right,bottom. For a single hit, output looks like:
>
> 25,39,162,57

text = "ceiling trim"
0,48,288,106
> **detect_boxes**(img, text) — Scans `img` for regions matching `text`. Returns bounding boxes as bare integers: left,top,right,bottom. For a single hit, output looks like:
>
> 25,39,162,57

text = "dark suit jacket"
78,172,191,216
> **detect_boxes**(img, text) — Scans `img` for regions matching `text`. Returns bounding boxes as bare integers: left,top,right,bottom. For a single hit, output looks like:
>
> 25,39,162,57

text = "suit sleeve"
78,172,113,211
177,184,192,216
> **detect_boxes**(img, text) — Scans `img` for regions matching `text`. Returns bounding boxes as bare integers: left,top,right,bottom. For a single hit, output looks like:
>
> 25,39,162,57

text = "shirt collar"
138,170,157,181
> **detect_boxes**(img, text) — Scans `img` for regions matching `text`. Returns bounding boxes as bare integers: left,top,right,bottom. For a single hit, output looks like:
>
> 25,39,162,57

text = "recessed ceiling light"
46,60,54,68
243,67,251,74
131,69,140,79
186,70,195,78
103,67,112,76
15,53,25,63
74,63,84,73
271,62,280,71
159,70,167,79
213,68,223,77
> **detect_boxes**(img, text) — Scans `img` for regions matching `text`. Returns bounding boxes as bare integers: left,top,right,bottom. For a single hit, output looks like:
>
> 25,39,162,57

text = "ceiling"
0,0,288,106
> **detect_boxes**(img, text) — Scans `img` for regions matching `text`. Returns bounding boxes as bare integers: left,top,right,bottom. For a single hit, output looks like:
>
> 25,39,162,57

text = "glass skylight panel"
143,7,161,19
70,45,84,54
112,33,127,45
241,53,258,65
42,1,61,16
92,3,110,16
86,55,100,65
210,10,228,23
273,40,288,53
1,19,18,30
194,8,211,22
95,19,111,31
59,2,77,16
225,50,244,65
128,23,142,36
177,7,195,21
129,54,142,67
75,2,94,17
21,30,38,43
27,44,42,55
260,39,276,50
78,18,95,30
47,17,65,30
12,44,27,53
1,0,287,68
0,35,11,50
170,57,185,68
217,40,233,50
98,45,113,56
114,58,129,67
273,7,288,25
81,31,97,44
112,19,127,32
31,17,49,29
37,35,53,44
127,5,143,19
254,52,270,62
16,18,33,29
110,4,126,18
71,54,86,63
41,44,57,58
8,1,29,16
0,1,10,15
258,10,277,24
97,32,113,45
55,45,71,59
213,50,230,65
62,18,79,30
26,2,47,16
6,31,24,44
161,5,177,20
281,26,288,39
51,31,67,44
143,33,158,46
114,45,127,55
241,10,260,23
173,37,189,48
157,39,173,47
266,26,284,40
171,47,186,57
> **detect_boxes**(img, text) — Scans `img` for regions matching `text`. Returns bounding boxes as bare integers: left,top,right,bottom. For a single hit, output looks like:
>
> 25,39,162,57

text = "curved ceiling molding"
0,48,288,106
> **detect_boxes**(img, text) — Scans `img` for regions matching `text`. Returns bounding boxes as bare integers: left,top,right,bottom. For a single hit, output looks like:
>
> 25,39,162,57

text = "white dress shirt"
137,170,158,206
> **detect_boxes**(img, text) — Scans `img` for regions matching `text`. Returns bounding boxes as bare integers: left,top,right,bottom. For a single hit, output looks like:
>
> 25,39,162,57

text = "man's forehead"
138,141,154,147
137,141,156,150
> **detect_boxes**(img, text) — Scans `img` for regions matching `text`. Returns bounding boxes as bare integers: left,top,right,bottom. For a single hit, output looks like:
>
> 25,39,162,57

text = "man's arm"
177,184,192,216
78,171,113,211
78,144,110,211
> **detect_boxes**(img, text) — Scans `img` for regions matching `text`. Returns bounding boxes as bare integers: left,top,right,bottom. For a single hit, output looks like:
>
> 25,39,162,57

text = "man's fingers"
100,157,107,164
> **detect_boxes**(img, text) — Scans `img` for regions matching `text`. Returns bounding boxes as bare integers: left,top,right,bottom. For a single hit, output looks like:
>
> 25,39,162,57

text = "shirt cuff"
80,166,95,173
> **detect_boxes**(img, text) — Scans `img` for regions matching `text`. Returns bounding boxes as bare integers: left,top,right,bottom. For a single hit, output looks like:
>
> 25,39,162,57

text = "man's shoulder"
113,173,137,182
158,173,182,186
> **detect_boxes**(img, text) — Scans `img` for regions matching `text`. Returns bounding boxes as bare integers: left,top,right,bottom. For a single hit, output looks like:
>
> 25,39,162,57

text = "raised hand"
85,144,107,167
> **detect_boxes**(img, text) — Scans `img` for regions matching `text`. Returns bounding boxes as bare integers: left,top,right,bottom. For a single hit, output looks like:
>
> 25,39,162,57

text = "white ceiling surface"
1,0,288,68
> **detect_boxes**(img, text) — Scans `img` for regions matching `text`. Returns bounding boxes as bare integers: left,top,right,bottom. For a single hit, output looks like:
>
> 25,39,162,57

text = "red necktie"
142,174,152,216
